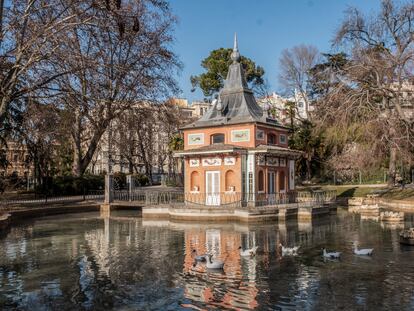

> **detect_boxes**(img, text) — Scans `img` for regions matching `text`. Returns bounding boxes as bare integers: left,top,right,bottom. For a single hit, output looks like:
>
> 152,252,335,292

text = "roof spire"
231,33,240,63
233,32,238,51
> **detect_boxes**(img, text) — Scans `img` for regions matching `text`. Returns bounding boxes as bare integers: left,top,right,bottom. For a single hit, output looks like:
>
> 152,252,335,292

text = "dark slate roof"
182,34,282,130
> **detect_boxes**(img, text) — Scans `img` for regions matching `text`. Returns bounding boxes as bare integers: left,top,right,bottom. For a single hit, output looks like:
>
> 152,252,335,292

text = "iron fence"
0,190,105,210
246,192,297,206
0,189,337,210
183,192,242,208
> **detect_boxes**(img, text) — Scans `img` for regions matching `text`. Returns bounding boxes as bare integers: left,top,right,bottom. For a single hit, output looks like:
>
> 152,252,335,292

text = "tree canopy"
191,48,265,98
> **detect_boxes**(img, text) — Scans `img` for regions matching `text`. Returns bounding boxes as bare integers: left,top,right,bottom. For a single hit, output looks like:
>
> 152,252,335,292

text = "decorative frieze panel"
231,129,250,142
256,155,265,166
266,157,279,167
224,156,236,166
189,159,200,167
202,157,222,166
188,133,204,145
256,155,288,167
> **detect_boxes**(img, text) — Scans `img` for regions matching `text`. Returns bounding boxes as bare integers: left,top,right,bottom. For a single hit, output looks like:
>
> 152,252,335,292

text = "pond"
1,209,414,310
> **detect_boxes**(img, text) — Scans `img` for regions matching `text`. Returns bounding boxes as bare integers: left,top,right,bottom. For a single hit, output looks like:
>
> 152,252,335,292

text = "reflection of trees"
1,211,414,309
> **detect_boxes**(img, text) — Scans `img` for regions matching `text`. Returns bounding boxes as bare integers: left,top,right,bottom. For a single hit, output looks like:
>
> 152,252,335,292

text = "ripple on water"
0,210,414,310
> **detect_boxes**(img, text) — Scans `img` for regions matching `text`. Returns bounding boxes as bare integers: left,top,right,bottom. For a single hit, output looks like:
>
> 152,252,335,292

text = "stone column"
104,174,114,204
247,153,256,206
127,174,132,202
289,159,295,190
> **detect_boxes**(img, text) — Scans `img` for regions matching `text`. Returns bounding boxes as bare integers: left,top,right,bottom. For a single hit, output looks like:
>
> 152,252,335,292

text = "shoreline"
1,196,414,235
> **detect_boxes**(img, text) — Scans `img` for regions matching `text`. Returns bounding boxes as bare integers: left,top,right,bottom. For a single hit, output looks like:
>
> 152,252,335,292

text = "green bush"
36,174,105,196
136,174,149,186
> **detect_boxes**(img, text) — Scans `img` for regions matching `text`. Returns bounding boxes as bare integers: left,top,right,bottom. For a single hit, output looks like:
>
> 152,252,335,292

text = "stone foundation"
143,202,331,223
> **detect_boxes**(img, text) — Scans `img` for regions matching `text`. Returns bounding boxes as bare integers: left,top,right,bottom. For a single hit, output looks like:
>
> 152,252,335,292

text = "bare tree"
332,0,414,185
50,0,180,176
19,100,60,187
0,0,90,124
278,44,320,120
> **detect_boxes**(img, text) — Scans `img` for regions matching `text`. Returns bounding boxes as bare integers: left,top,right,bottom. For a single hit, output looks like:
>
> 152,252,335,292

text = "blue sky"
169,0,382,102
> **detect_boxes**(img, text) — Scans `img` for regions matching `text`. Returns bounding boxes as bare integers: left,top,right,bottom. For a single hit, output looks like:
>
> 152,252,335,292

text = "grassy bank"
298,185,414,200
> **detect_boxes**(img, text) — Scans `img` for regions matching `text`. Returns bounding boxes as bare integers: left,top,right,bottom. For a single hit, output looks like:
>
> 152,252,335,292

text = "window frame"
267,133,277,145
279,134,287,144
211,133,225,144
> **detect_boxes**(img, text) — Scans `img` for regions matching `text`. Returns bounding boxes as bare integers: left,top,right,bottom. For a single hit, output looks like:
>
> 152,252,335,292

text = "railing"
184,192,242,208
246,192,297,206
296,190,337,205
111,189,184,204
0,190,105,210
145,191,185,205
0,189,337,210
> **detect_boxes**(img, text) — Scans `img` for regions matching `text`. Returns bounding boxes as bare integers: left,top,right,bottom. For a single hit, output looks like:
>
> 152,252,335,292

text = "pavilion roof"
182,34,283,130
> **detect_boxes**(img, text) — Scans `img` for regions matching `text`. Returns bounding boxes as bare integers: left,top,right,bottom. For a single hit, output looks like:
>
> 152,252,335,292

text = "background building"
257,90,313,124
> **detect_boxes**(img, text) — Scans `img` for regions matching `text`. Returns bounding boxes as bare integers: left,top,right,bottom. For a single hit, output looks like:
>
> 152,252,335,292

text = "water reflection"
1,209,414,310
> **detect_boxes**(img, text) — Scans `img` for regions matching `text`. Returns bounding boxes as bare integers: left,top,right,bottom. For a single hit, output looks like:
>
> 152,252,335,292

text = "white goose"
353,242,374,256
279,243,300,256
192,249,207,262
322,248,341,259
239,246,259,257
206,254,224,269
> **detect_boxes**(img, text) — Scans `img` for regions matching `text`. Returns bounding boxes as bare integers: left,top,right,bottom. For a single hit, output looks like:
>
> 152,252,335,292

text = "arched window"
258,170,264,192
190,171,200,192
267,133,277,145
225,170,236,191
211,133,225,144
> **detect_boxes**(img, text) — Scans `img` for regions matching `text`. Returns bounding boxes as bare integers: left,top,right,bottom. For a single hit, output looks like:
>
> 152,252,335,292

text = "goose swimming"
239,246,259,257
352,242,374,256
206,254,224,269
322,248,341,259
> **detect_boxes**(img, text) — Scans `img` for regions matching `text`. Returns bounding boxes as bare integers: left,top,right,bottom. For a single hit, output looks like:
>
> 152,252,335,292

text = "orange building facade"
176,36,301,207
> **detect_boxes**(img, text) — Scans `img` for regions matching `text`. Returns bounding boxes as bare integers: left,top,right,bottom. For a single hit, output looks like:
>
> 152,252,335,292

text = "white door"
206,171,220,206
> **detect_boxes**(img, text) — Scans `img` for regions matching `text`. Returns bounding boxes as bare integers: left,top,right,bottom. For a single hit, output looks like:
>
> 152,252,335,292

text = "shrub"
136,174,149,186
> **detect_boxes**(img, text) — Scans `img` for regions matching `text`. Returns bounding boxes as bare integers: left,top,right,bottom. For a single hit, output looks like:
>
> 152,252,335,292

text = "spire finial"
233,32,238,52
231,33,240,63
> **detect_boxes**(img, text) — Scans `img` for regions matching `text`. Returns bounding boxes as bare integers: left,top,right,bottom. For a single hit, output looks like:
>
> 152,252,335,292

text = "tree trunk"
71,125,107,177
306,157,311,181
388,146,397,187
71,109,82,176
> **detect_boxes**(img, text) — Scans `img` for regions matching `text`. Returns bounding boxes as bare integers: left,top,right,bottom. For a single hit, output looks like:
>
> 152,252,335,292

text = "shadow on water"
1,209,414,310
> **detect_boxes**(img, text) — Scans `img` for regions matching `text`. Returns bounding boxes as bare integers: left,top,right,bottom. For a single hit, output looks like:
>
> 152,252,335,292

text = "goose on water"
322,248,341,259
279,243,300,256
206,254,224,269
352,242,374,256
239,246,259,257
191,249,207,262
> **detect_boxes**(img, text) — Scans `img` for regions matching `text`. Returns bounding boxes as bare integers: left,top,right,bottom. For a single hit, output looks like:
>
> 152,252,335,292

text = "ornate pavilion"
175,35,302,207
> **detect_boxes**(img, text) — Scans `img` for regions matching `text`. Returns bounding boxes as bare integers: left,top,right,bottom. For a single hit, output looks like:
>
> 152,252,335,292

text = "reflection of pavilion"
182,226,260,309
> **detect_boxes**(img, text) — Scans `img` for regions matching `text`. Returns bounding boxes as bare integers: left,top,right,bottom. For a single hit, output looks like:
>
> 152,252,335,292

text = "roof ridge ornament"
231,33,240,63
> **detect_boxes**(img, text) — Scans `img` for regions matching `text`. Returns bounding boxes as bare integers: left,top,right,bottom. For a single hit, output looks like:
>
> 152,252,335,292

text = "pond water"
1,209,414,310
